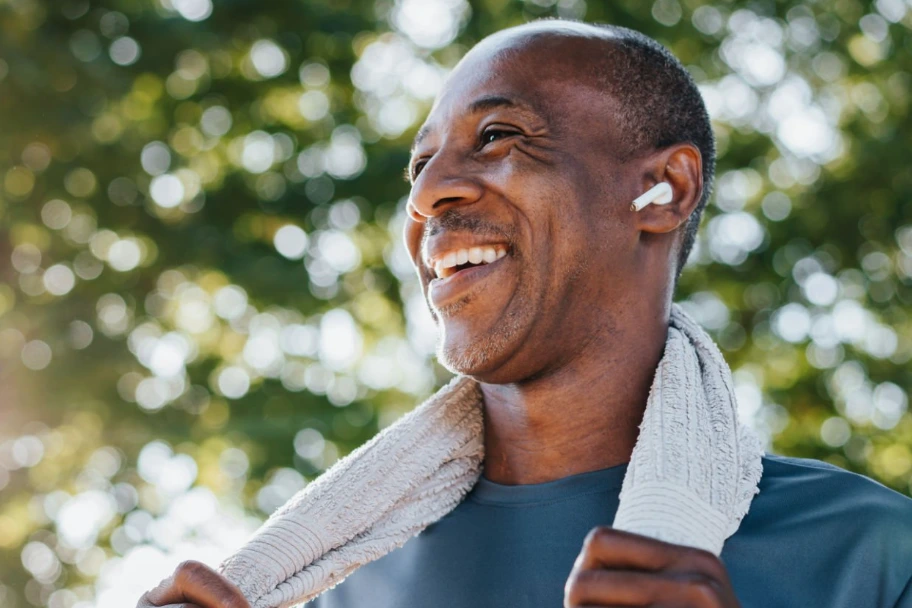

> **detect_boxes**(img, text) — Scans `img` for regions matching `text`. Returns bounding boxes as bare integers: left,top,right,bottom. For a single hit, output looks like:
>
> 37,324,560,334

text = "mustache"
423,209,514,241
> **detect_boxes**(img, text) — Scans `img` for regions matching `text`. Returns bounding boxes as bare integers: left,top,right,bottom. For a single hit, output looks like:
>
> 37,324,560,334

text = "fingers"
137,598,203,608
575,527,726,580
139,561,250,608
564,568,723,607
566,527,738,608
566,569,674,605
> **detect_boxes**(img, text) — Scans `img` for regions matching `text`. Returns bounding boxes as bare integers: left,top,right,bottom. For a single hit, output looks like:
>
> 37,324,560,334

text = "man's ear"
632,143,703,235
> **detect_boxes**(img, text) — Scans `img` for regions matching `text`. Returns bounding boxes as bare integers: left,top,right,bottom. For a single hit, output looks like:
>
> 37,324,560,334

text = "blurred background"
1,0,911,606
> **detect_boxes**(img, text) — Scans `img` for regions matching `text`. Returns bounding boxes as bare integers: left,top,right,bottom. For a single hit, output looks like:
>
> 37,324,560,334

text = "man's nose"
406,153,484,221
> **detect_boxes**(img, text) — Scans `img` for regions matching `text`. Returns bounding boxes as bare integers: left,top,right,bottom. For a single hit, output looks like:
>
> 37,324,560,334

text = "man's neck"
478,315,669,486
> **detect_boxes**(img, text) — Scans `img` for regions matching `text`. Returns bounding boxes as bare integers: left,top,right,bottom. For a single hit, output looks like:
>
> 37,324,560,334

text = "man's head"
403,20,715,383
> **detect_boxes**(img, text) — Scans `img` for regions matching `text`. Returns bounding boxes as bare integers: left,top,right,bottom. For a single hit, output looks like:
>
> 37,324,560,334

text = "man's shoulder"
755,453,912,530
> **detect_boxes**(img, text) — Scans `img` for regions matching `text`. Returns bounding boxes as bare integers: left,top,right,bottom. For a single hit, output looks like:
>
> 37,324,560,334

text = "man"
139,19,912,608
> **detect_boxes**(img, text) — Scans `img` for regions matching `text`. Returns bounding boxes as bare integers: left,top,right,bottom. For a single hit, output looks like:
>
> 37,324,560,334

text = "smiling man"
139,20,912,608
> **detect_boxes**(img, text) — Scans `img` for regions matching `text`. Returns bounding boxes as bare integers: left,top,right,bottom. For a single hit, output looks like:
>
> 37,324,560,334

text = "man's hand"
137,560,251,608
564,527,740,607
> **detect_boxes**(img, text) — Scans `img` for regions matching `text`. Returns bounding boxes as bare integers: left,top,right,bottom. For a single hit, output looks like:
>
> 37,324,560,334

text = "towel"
219,304,764,607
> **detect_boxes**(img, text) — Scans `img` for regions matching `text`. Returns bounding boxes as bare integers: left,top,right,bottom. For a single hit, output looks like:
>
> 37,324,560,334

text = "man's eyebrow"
412,125,432,152
411,94,543,152
467,94,519,114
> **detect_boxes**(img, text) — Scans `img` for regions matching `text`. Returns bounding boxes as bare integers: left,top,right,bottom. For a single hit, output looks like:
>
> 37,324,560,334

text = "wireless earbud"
630,182,673,212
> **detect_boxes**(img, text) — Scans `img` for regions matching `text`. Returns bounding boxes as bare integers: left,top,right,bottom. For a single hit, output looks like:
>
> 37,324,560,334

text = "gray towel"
219,304,764,607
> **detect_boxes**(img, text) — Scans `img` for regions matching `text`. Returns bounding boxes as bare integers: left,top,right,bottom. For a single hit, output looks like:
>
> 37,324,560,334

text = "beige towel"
219,304,764,607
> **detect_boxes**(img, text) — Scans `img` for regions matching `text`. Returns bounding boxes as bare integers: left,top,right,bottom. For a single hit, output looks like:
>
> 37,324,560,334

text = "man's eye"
481,128,515,146
411,160,428,179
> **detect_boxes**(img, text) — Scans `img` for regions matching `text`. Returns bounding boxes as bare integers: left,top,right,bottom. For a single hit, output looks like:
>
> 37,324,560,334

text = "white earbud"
630,182,673,212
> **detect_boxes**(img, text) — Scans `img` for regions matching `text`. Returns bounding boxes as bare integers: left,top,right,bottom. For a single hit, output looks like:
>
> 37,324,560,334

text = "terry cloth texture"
218,304,765,608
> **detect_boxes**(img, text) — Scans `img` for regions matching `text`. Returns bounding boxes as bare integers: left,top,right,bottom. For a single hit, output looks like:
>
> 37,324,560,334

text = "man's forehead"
475,19,621,55
428,75,551,126
413,25,618,149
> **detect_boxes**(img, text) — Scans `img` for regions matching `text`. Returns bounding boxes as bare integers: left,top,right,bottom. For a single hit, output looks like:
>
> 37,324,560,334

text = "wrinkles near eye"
481,129,515,145
408,126,517,182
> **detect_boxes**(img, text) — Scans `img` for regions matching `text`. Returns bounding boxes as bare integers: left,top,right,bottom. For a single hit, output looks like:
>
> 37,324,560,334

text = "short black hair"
589,23,716,279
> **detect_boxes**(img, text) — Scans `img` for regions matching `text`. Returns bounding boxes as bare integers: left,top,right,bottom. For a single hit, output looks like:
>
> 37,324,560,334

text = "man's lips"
423,235,511,277
428,245,508,279
427,252,510,309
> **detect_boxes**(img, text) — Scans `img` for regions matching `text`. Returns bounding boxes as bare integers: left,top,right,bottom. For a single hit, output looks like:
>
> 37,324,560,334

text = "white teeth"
429,246,509,278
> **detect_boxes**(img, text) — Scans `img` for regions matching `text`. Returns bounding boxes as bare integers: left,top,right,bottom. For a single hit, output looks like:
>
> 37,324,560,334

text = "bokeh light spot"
249,40,288,78
141,141,172,176
171,0,213,22
43,264,76,296
274,225,309,260
110,37,141,66
217,366,251,399
21,340,53,370
149,174,185,208
201,106,232,137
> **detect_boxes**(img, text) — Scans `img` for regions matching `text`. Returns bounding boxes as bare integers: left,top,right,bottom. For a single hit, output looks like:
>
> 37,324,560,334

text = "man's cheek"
402,218,423,267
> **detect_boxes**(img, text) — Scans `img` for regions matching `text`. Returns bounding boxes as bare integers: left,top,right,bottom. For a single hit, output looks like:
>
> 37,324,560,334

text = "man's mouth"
429,246,508,279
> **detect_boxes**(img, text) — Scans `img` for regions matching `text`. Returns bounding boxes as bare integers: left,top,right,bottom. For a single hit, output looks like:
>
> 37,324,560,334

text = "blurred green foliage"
1,0,911,606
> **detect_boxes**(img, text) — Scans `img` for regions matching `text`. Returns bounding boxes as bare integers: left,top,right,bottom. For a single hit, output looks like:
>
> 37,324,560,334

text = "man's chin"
430,283,533,380
435,319,525,382
437,340,496,377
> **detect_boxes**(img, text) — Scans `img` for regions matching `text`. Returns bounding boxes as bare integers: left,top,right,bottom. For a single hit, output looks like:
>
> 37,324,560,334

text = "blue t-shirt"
309,455,912,607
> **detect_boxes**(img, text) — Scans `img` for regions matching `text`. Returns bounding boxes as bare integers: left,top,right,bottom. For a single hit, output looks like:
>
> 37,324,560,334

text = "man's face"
403,30,646,383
